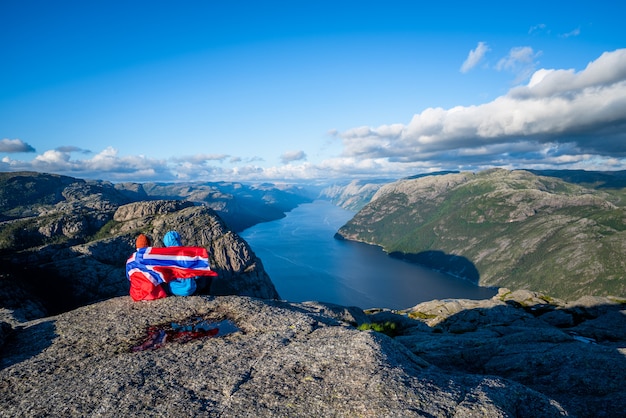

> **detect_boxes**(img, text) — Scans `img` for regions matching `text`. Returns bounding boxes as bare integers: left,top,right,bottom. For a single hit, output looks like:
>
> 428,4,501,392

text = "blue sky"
1,1,625,183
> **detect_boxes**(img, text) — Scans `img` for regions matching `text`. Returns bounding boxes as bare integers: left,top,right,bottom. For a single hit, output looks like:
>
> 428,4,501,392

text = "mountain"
319,179,390,211
528,169,626,189
2,169,626,417
0,171,316,234
0,171,281,318
319,172,458,212
0,172,133,251
1,198,278,320
0,171,130,221
337,169,626,301
115,180,317,232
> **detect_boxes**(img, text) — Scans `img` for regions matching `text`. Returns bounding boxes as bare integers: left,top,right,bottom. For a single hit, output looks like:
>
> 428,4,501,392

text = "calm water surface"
240,200,497,309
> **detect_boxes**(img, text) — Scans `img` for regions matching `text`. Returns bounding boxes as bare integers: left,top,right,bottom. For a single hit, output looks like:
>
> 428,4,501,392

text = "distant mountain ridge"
318,179,388,211
337,168,626,301
528,169,626,189
0,171,315,235
0,171,303,317
3,169,626,303
319,172,457,211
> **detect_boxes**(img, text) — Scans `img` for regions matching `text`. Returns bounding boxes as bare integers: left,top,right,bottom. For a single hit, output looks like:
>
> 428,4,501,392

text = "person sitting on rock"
126,234,168,301
163,230,198,296
126,232,217,301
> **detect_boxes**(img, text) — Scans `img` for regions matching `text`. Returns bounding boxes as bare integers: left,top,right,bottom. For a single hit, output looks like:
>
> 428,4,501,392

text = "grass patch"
357,321,400,337
407,311,438,320
91,219,121,241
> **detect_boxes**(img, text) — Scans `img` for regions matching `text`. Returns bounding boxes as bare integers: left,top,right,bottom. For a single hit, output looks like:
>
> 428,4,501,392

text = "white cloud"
496,46,536,70
172,154,230,164
4,146,175,182
0,138,36,153
35,149,71,165
560,27,581,38
5,49,626,183
460,42,490,73
528,23,547,35
339,48,626,170
280,150,307,164
495,46,541,82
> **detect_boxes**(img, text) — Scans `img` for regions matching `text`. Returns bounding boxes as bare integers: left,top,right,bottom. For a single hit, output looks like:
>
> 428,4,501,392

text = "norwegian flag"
126,246,218,286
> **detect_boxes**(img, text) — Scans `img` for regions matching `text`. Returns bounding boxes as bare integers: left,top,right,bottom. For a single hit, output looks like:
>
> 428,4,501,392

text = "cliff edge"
1,290,625,417
0,294,569,417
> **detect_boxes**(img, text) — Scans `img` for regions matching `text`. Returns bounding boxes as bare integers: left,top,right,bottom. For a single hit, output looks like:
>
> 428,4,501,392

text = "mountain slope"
319,179,389,211
0,172,284,318
337,169,626,300
116,180,316,231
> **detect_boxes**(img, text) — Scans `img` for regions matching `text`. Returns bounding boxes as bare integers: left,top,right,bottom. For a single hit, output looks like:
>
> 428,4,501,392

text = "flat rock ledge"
0,295,567,417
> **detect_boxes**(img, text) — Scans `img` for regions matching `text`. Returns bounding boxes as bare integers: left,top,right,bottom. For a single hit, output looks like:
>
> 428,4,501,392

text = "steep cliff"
1,196,278,321
337,169,626,300
319,179,388,211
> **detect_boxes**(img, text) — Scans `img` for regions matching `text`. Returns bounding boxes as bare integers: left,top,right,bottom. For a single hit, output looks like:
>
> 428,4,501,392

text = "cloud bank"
2,49,626,182
0,138,35,153
280,150,307,164
339,48,626,172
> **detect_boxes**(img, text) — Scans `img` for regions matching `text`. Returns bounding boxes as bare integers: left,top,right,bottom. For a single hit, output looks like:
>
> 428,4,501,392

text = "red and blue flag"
126,246,218,286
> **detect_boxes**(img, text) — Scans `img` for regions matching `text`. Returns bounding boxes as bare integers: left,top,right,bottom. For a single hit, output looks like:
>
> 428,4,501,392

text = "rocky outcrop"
382,288,626,418
109,200,278,299
1,199,278,323
0,172,130,250
112,199,194,222
0,171,130,218
0,295,568,417
2,288,624,416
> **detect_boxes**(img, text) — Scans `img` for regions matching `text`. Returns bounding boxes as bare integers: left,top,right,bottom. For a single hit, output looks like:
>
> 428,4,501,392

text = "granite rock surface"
0,295,568,418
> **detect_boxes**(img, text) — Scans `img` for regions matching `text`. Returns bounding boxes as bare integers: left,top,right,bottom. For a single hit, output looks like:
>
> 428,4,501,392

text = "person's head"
136,234,151,249
163,230,182,247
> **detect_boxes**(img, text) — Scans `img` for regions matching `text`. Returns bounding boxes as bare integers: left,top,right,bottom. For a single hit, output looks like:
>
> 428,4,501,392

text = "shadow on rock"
394,293,626,418
0,320,57,370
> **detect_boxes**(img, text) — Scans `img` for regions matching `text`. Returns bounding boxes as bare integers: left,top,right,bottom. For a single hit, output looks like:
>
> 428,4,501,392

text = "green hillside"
337,169,626,300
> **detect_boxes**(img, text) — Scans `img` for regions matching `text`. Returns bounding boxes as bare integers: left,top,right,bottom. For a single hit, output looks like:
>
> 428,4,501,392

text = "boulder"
112,200,194,222
394,289,626,417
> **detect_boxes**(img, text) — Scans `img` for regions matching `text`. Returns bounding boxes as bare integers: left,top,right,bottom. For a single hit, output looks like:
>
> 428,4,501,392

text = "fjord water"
240,200,497,310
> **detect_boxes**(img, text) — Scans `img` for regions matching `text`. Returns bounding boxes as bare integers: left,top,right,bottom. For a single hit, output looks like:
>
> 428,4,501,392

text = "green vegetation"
407,311,438,320
0,171,73,214
90,219,121,241
357,321,400,337
338,169,626,300
0,215,69,250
